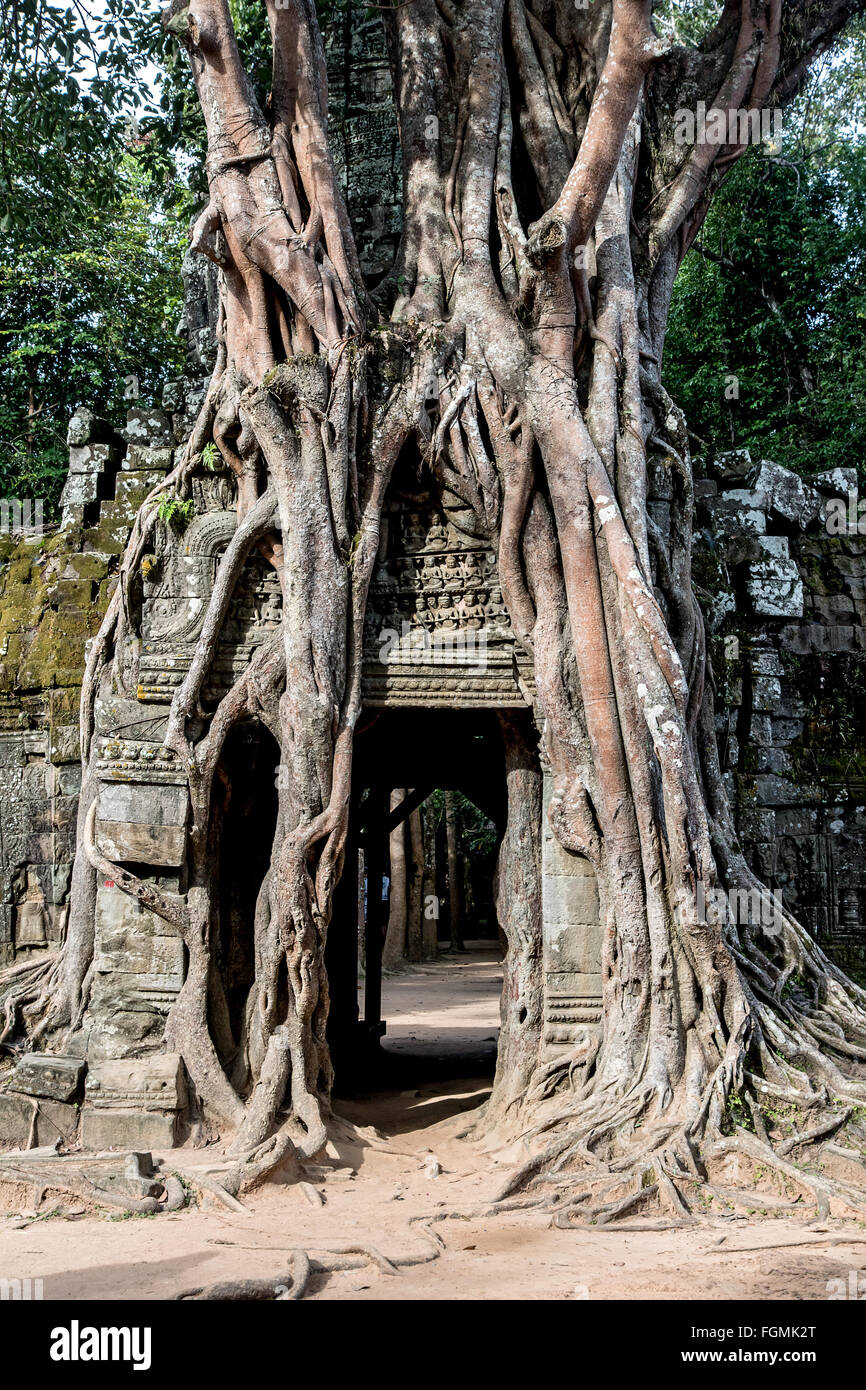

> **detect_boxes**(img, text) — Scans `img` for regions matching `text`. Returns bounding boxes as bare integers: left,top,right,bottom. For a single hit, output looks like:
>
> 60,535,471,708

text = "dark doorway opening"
327,709,533,1123
214,719,280,1050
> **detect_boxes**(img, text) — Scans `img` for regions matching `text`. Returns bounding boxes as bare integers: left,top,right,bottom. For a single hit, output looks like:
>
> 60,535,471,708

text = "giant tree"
9,0,866,1216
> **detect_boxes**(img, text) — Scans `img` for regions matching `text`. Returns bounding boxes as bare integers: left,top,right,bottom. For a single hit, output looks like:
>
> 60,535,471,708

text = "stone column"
541,774,603,1050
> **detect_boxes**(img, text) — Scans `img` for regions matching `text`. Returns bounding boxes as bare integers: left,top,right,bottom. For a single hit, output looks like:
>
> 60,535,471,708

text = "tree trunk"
9,0,866,1213
383,788,407,969
407,806,427,960
444,790,463,954
420,805,439,959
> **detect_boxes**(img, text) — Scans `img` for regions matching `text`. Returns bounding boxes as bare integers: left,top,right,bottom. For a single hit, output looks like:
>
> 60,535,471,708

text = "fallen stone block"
712,448,753,479
749,460,822,528
122,408,173,448
811,466,857,497
6,1053,85,1102
703,493,766,535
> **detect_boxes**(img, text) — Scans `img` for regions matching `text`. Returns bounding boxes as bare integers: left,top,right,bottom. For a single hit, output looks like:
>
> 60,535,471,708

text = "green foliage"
427,789,498,856
157,494,193,530
0,3,186,517
664,22,866,478
665,142,866,477
0,153,185,516
0,2,182,235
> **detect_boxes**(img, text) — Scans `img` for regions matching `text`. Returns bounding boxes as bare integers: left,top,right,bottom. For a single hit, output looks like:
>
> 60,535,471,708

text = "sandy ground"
1,945,865,1302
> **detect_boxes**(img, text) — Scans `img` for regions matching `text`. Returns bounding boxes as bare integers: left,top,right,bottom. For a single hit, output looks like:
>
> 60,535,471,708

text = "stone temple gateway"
4,311,866,1149
70,401,605,1147
2,19,866,1155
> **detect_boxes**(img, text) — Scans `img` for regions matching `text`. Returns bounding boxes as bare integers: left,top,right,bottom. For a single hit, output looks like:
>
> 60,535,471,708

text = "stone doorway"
326,709,517,1102
214,721,280,1059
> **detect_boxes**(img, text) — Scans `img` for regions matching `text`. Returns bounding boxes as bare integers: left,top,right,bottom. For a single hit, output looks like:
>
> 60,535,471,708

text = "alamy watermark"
826,1269,866,1299
825,490,866,535
0,1275,43,1300
673,102,782,149
49,1321,152,1371
697,882,784,938
0,498,43,538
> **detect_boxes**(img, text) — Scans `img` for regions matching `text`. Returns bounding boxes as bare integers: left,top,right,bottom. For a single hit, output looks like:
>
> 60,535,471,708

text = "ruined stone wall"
323,11,402,281
690,454,866,974
0,249,215,973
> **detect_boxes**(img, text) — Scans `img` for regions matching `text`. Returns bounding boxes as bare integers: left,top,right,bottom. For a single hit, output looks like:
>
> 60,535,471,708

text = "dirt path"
1,947,864,1301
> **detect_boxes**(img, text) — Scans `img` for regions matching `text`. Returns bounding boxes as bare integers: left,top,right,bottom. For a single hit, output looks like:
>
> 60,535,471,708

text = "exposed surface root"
176,1222,445,1301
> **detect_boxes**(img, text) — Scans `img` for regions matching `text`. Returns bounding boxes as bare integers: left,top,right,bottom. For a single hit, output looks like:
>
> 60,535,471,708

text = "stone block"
749,713,773,745
113,471,165,502
544,914,602,974
162,380,185,412
54,763,82,796
123,409,173,447
811,592,855,620
0,736,25,768
543,874,600,928
0,1092,79,1148
749,460,822,527
93,930,185,982
122,445,175,472
775,808,817,837
84,990,173,1061
746,557,804,618
694,479,718,499
704,494,766,535
97,781,188,827
91,883,185,1001
66,408,117,448
737,807,776,841
828,624,856,652
756,534,790,560
771,717,804,744
14,902,49,946
95,821,187,868
94,883,178,940
80,1109,178,1150
6,1053,85,1102
752,675,783,711
756,747,791,775
754,774,816,807
68,443,118,475
750,649,784,676
49,725,81,764
85,1054,186,1112
811,467,857,496
544,970,603,1036
60,471,99,509
713,448,753,479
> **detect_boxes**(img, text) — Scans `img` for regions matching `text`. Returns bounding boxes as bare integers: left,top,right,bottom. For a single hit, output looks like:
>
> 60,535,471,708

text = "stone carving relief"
540,777,603,1049
363,503,533,708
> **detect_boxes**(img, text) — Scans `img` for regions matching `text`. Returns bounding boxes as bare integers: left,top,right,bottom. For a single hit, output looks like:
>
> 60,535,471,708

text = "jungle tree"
8,0,866,1216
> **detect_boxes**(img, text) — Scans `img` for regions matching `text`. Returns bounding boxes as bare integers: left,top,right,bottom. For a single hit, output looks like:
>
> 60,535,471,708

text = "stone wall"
691,452,866,973
0,252,214,972
323,12,402,282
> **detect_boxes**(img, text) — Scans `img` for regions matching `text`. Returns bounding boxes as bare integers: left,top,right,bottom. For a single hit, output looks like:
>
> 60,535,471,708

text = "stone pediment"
134,493,533,713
